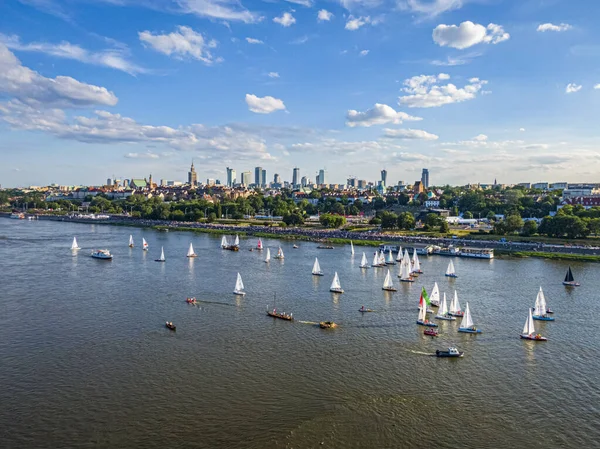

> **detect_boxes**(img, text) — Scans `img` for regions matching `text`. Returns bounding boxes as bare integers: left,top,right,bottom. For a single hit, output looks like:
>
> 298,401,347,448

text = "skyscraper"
188,161,197,187
292,167,300,187
301,176,308,187
421,168,429,189
241,171,251,187
261,169,267,188
274,173,281,184
254,166,262,186
317,169,326,186
226,167,236,187
381,169,387,186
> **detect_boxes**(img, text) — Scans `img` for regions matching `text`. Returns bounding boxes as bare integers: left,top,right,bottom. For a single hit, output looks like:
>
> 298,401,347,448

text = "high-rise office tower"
317,169,326,186
301,176,308,187
254,166,262,186
241,171,251,187
421,168,429,189
188,161,197,187
381,169,387,186
226,167,236,187
292,167,300,187
274,173,281,184
261,169,267,187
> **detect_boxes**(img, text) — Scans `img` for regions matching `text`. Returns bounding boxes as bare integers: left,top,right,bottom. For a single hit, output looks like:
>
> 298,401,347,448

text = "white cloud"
519,128,526,132
139,26,220,65
245,37,264,44
176,0,259,24
537,23,572,32
472,134,488,141
268,72,280,78
399,73,488,108
125,152,160,159
345,16,372,31
245,94,286,114
290,35,310,44
285,0,312,6
359,49,369,56
594,84,600,90
433,21,509,49
346,103,422,127
431,52,480,66
273,12,296,27
399,0,464,17
384,128,439,140
565,83,582,93
317,9,333,22
0,43,117,109
0,34,145,75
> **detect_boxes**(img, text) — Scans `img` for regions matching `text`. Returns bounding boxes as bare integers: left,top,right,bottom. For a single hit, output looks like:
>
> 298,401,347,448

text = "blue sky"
0,0,599,187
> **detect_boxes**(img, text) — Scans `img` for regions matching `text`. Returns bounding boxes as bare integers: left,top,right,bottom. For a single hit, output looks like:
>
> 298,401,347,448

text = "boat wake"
194,299,236,307
298,320,320,325
409,350,436,356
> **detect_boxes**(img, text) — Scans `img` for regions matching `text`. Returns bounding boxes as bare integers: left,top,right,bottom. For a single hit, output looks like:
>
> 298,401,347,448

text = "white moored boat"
458,303,481,333
187,242,197,258
91,249,112,260
521,308,547,341
233,273,246,296
142,238,149,251
330,272,344,293
71,237,81,251
382,269,397,291
155,246,166,262
398,250,414,282
435,293,456,320
448,291,464,317
128,235,134,248
445,260,457,278
264,248,271,263
360,252,370,269
312,257,324,276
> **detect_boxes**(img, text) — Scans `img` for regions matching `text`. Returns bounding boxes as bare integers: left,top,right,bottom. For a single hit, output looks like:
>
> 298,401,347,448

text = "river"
1,218,598,448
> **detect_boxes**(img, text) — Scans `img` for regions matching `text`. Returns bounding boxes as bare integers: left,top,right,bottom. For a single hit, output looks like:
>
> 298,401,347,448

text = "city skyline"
1,1,600,187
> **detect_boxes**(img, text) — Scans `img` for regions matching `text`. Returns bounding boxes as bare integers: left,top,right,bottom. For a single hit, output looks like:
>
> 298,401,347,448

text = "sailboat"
264,248,271,263
71,237,81,250
186,242,197,258
429,282,440,307
382,270,397,291
521,309,547,341
360,252,369,269
435,293,456,321
371,251,382,268
330,272,344,293
417,292,438,327
398,250,415,282
274,247,284,260
257,238,263,251
234,235,240,246
532,287,554,321
458,303,481,333
350,240,355,256
448,291,464,317
412,249,422,274
155,246,166,262
312,258,324,276
563,266,580,286
396,247,403,262
128,235,134,248
378,251,386,266
385,249,396,265
233,273,245,296
445,260,457,278
418,287,433,313
142,238,149,251
221,235,228,248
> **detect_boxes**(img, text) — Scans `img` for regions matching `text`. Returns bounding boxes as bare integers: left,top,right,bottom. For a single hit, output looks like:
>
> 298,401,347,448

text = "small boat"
378,251,386,266
274,247,284,260
372,251,384,268
71,237,81,251
445,260,457,278
436,347,464,358
221,235,239,251
267,309,293,321
91,249,113,260
418,287,434,313
142,238,149,251
319,321,337,329
448,291,464,317
563,266,580,287
532,287,555,321
155,246,166,262
233,273,246,296
521,309,547,341
221,235,228,249
398,250,415,282
350,240,355,256
257,238,263,251
396,246,403,262
128,235,134,248
412,249,423,274
317,245,334,249
358,306,374,313
416,300,438,327
264,248,271,263
330,272,344,293
186,242,197,258
382,269,397,291
234,235,240,246
293,244,299,249
429,282,440,307
458,303,481,333
312,257,324,276
385,249,396,265
186,297,197,304
424,328,439,337
165,321,176,331
359,252,370,269
435,292,456,321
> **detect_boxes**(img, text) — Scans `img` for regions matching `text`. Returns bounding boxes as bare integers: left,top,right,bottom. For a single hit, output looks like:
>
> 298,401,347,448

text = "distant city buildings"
292,167,300,187
301,176,308,187
226,167,236,187
381,169,387,187
188,161,197,187
421,168,429,188
254,166,262,187
241,171,251,187
317,169,326,186
274,173,281,184
261,169,267,188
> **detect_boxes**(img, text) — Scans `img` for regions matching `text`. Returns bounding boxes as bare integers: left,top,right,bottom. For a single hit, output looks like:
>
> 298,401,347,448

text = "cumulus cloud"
433,21,509,49
594,84,600,90
285,0,312,5
176,0,259,23
317,9,333,22
384,128,439,140
473,134,488,141
139,26,220,65
537,23,572,32
399,73,488,108
359,49,369,56
346,103,422,127
565,83,582,93
519,127,526,132
345,16,372,31
399,0,464,17
273,12,296,27
0,43,117,108
245,37,264,44
268,72,280,78
125,152,160,159
0,34,145,75
245,94,286,114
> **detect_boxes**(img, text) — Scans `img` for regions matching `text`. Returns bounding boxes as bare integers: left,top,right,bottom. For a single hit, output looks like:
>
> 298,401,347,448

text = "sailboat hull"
155,260,165,262
313,273,324,276
458,328,481,333
520,334,547,341
435,315,456,321
445,274,458,278
533,316,555,321
233,291,246,296
382,287,397,292
399,278,415,283
187,254,197,258
416,321,438,327
448,312,464,317
330,288,344,293
563,281,580,287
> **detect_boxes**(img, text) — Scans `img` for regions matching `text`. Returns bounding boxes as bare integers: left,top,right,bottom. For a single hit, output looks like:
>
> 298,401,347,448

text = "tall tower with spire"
188,160,197,187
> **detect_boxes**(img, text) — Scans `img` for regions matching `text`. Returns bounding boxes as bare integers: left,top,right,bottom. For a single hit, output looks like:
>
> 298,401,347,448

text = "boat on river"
317,245,334,249
186,242,197,258
155,246,166,262
350,240,355,256
458,303,481,333
396,247,403,262
233,273,246,296
71,237,81,251
532,287,554,321
382,270,397,291
274,247,284,260
445,260,457,278
359,306,374,313
563,266,580,287
412,249,422,274
521,309,547,341
399,250,415,282
372,251,384,268
319,321,337,329
448,291,464,317
417,294,437,327
424,328,439,337
165,321,176,331
264,248,271,263
360,252,370,269
312,257,324,276
436,347,464,358
221,235,239,251
257,238,263,251
128,235,134,248
91,249,112,260
330,272,344,293
186,297,197,304
267,308,293,321
429,282,440,307
142,238,148,251
435,293,456,321
385,249,396,265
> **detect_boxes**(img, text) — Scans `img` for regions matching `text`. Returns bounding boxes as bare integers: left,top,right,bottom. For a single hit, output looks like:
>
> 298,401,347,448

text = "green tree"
463,211,473,219
521,220,538,236
425,213,441,228
380,211,399,229
398,212,415,230
504,214,524,233
439,220,450,233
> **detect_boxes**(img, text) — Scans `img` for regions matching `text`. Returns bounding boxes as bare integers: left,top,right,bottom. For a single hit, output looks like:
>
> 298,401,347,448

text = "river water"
1,219,599,448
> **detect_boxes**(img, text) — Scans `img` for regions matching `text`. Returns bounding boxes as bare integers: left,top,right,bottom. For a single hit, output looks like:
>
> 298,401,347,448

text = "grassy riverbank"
494,249,600,262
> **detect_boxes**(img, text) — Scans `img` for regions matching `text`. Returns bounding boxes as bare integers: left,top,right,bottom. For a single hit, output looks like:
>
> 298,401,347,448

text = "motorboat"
319,321,337,329
424,328,438,337
186,297,197,304
91,249,113,260
267,309,293,321
317,245,334,249
358,306,374,313
293,244,299,249
436,347,464,358
165,321,176,331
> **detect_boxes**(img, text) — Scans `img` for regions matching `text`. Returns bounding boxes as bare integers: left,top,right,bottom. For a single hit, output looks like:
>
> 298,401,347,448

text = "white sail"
400,250,412,280
129,235,134,247
372,251,380,267
330,272,342,290
312,258,322,275
234,273,245,294
275,247,284,259
265,248,271,262
159,247,165,261
460,303,474,328
142,238,148,250
71,237,80,250
221,235,228,248
446,261,455,276
418,304,426,322
412,250,421,272
539,286,547,313
383,270,394,289
396,247,403,262
360,252,369,268
386,249,394,264
350,241,355,255
187,243,196,257
430,282,440,305
439,293,448,315
234,235,240,246
450,291,461,314
257,238,263,250
379,251,386,265
523,309,536,335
